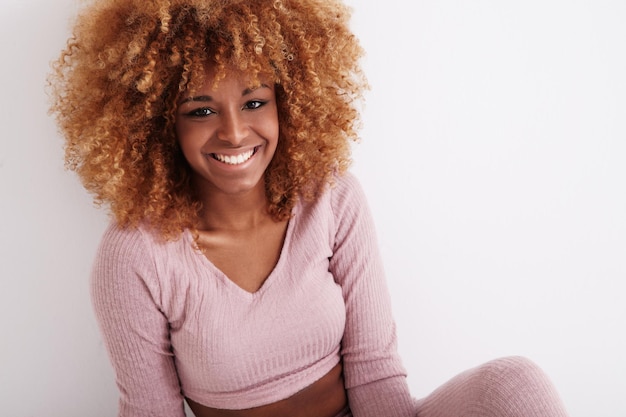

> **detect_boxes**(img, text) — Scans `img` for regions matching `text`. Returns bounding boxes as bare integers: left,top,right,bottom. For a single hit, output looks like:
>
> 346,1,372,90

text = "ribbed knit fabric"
413,356,570,417
332,356,571,417
91,172,570,417
91,173,414,417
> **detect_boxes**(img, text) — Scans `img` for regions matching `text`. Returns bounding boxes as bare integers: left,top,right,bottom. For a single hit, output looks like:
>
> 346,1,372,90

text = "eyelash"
244,100,267,110
185,100,268,117
186,108,214,117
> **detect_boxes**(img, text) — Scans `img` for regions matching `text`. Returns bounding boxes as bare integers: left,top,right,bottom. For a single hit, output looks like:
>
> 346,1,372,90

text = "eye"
244,100,267,110
185,107,215,117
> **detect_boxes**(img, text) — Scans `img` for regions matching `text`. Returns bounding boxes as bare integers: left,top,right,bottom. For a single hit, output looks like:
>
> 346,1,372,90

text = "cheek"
175,122,202,150
174,126,200,165
264,109,280,144
174,121,186,148
268,122,280,144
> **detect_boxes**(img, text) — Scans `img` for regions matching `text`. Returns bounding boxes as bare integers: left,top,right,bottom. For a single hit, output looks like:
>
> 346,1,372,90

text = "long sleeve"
329,174,415,417
91,223,186,417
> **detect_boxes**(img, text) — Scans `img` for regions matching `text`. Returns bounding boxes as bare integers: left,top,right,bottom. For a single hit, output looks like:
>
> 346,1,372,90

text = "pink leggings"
413,356,569,417
338,356,569,417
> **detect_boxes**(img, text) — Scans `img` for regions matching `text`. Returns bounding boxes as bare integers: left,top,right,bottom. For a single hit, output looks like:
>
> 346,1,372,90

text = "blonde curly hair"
49,0,367,239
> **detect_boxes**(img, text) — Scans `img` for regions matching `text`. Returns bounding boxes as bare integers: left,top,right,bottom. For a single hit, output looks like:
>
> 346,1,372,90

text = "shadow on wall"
1,2,117,416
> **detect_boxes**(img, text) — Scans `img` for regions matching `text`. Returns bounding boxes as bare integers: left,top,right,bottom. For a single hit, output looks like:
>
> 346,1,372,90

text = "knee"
475,356,550,391
480,356,544,380
472,356,563,410
416,357,568,417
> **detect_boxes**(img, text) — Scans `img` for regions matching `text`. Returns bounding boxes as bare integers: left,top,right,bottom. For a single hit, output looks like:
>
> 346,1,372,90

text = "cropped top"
91,173,415,417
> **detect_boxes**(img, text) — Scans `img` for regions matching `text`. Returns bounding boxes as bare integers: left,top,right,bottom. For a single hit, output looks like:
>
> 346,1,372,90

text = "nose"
216,110,248,145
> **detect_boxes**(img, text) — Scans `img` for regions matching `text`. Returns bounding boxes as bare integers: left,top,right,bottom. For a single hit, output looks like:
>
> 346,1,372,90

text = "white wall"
1,0,624,416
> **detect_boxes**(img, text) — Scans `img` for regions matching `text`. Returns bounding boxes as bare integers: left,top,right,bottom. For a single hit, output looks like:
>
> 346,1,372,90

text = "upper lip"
203,146,259,157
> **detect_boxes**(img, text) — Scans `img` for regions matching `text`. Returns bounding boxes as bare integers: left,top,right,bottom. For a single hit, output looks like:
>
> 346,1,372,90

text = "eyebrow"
179,84,271,104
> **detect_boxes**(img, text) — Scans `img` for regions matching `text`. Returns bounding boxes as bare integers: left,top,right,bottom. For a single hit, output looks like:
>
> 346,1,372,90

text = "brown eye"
244,100,266,110
186,107,215,117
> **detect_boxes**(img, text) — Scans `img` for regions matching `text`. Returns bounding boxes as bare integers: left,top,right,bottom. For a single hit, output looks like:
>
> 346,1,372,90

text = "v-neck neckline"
185,205,298,299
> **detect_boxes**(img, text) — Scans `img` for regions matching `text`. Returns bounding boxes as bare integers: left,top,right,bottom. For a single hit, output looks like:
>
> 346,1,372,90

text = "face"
175,67,279,198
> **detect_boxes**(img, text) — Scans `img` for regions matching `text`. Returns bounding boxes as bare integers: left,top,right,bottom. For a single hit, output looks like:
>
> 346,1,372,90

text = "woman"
49,0,570,416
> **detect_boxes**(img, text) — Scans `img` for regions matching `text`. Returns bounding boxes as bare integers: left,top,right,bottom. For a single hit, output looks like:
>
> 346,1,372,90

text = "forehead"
177,68,276,106
186,64,275,95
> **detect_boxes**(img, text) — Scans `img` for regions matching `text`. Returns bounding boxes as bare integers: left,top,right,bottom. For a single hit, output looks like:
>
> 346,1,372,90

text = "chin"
209,175,266,196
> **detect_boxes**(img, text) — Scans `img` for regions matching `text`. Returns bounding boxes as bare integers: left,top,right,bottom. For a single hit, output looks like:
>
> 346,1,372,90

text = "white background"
1,0,624,415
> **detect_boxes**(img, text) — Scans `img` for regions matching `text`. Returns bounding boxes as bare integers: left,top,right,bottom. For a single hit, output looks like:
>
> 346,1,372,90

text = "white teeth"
213,149,255,165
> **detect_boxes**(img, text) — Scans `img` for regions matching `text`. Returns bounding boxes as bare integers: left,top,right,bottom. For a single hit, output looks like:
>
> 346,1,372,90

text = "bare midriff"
186,362,347,417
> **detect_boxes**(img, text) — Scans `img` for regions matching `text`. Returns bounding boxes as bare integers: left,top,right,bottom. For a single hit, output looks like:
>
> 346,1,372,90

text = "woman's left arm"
329,173,416,417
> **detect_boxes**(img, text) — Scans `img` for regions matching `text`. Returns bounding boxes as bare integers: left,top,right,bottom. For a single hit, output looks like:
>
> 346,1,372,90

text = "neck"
196,181,270,231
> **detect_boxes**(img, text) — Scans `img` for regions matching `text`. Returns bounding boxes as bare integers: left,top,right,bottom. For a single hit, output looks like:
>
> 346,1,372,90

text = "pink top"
91,173,416,417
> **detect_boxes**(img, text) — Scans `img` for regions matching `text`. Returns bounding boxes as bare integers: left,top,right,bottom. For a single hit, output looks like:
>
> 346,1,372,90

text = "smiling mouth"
210,147,259,165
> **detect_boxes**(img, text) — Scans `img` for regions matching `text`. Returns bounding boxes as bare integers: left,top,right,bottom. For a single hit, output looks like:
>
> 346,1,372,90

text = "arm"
329,174,415,417
91,224,186,417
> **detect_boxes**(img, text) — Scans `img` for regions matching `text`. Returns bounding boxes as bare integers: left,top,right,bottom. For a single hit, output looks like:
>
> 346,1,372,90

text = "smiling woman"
47,1,572,417
49,0,362,240
175,68,279,202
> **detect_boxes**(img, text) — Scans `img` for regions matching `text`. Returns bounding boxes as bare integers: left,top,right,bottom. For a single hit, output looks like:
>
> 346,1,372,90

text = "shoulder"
327,171,371,222
91,222,151,289
92,221,196,324
96,220,186,255
91,222,177,312
330,171,366,200
95,221,154,265
300,171,377,251
92,221,181,287
295,171,370,225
